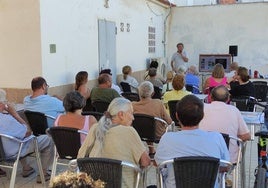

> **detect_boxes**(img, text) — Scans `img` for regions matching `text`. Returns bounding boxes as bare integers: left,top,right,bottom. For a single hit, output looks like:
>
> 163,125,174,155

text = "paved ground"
0,124,260,188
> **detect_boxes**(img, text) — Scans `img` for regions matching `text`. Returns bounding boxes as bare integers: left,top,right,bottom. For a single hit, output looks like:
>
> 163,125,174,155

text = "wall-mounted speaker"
229,45,238,56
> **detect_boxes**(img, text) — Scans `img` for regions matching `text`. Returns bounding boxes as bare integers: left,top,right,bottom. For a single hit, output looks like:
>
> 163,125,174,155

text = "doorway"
98,19,116,83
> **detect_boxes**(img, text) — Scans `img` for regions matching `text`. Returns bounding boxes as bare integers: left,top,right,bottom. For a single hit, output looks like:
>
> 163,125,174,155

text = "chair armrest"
122,161,142,173
0,133,35,143
45,114,56,120
192,85,201,93
154,117,168,126
229,135,243,143
157,159,174,168
229,136,243,164
154,117,170,133
219,159,233,172
78,130,88,136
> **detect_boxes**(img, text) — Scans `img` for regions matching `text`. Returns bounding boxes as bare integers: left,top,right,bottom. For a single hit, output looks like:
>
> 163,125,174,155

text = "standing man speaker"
171,42,189,73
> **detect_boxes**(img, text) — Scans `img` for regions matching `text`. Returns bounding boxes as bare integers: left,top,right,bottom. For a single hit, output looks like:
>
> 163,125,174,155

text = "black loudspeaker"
229,45,238,56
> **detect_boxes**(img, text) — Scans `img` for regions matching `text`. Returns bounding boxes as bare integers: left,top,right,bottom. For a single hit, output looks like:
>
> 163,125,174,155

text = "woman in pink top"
54,91,97,143
203,63,228,103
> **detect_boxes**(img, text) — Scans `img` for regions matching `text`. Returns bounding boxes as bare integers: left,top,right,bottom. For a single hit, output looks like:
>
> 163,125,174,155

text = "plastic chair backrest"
152,86,162,99
24,110,49,136
186,84,200,94
82,97,95,111
121,92,140,102
120,82,131,92
48,127,81,159
132,114,157,143
252,81,268,102
221,133,230,149
92,100,110,113
167,100,180,126
231,96,254,112
77,157,123,188
173,156,220,188
81,111,103,121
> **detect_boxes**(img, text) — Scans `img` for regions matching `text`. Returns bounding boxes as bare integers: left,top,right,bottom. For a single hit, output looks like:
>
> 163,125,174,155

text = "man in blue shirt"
155,95,229,188
24,77,64,126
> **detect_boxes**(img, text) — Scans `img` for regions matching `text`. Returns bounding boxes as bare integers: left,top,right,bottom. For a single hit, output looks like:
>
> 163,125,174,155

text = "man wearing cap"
99,69,122,95
0,89,54,182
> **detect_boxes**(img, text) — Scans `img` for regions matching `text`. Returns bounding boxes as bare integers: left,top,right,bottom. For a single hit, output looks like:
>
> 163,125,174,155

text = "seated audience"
132,81,172,154
24,77,64,126
229,66,255,98
147,68,164,89
0,89,54,182
99,69,122,95
54,91,97,143
162,74,191,109
75,71,91,100
144,60,165,83
155,95,230,188
121,65,139,93
162,71,174,94
78,97,150,188
199,85,250,163
185,65,200,94
49,171,105,188
90,74,120,103
203,63,228,103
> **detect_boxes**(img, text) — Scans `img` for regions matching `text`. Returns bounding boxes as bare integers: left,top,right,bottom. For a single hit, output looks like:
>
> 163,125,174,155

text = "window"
148,26,156,53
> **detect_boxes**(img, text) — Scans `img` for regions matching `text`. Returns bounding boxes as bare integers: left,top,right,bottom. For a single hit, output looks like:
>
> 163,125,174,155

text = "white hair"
138,81,154,99
95,97,132,153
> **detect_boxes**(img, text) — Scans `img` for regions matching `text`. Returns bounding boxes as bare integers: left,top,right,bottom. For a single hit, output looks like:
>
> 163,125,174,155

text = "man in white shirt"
171,43,189,73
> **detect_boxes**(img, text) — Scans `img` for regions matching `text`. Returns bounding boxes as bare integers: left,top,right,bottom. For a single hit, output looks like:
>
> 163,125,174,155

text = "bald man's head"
211,85,230,103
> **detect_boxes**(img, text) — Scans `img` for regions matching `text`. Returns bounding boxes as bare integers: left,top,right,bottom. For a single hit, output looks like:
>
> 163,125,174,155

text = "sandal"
36,173,51,183
22,167,35,178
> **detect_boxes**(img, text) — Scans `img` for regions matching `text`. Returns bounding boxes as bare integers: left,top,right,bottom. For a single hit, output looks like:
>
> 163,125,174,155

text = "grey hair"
95,97,132,153
63,91,85,112
138,81,154,99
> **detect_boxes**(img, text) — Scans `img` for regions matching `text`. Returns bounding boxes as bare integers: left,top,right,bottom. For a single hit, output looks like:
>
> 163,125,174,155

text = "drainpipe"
163,2,172,58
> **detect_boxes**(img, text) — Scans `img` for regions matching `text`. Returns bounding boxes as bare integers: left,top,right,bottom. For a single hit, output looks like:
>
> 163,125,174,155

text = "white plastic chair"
0,133,45,188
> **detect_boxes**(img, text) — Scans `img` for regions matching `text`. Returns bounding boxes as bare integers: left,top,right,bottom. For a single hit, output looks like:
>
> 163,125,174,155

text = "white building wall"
167,3,268,76
40,0,168,86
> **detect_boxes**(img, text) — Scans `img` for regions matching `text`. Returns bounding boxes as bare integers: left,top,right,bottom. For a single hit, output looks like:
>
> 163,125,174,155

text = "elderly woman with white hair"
78,97,150,188
132,81,172,155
